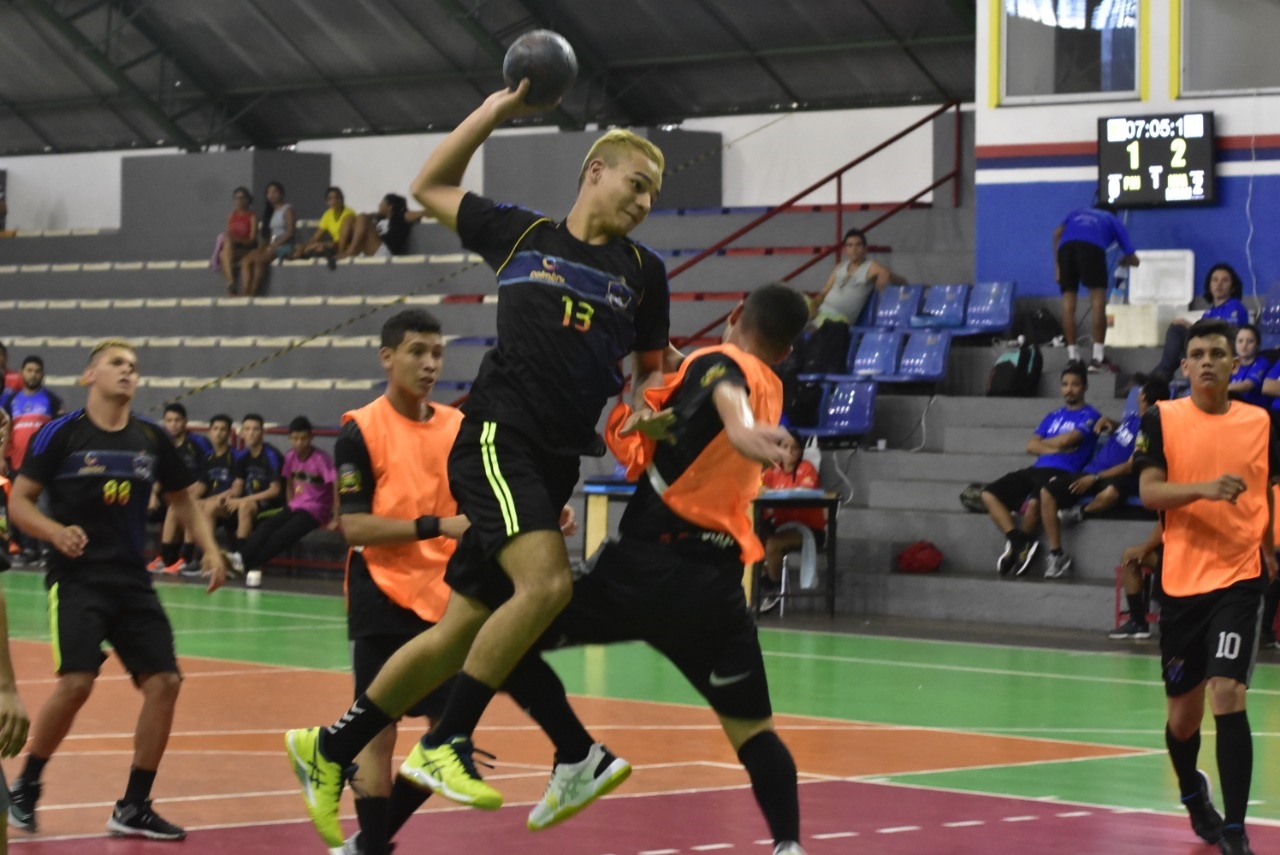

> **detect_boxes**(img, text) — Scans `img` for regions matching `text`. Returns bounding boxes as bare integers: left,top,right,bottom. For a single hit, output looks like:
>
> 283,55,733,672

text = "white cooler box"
1106,304,1200,347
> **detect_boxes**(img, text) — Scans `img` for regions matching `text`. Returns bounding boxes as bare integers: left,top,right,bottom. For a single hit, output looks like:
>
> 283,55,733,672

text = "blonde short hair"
578,129,665,192
88,338,137,365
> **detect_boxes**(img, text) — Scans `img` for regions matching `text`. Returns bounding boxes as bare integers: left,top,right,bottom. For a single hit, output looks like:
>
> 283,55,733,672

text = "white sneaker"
1056,505,1085,526
774,843,808,855
245,569,262,588
332,832,360,855
228,551,245,574
527,742,631,831
1044,552,1073,579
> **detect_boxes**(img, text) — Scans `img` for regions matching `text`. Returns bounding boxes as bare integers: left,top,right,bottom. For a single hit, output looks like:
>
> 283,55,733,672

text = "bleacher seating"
880,330,951,383
851,331,902,377
873,284,923,329
911,283,968,328
959,280,1015,336
796,380,876,441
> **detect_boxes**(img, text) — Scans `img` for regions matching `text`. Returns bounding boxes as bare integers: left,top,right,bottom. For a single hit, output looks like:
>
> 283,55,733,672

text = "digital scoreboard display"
1097,111,1216,207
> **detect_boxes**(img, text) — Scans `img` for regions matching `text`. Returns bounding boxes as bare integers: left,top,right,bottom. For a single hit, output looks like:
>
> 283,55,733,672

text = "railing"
670,99,963,348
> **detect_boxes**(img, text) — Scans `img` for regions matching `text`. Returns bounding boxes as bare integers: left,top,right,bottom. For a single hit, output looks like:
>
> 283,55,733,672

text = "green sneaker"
398,736,503,810
284,727,347,848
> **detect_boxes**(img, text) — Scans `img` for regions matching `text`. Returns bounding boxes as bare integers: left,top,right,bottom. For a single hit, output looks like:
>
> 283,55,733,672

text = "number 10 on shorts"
1216,631,1243,660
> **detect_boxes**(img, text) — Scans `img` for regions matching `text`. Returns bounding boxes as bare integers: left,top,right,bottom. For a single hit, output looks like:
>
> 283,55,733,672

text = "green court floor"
5,569,1277,821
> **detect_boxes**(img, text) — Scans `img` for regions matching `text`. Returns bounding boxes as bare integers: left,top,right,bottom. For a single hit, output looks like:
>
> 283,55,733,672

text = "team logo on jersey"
338,463,362,495
607,279,634,311
132,453,155,481
78,452,106,475
530,256,566,285
1134,431,1149,454
701,363,728,388
542,257,558,272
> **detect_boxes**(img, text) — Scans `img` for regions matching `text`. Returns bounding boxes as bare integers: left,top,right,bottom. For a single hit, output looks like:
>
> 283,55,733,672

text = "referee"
7,339,228,841
1134,318,1275,855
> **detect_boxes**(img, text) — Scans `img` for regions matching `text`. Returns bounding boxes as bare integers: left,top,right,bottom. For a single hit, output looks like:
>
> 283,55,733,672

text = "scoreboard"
1097,111,1216,207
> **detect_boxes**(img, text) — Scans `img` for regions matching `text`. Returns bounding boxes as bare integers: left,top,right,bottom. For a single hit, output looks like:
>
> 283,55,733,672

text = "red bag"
896,540,942,574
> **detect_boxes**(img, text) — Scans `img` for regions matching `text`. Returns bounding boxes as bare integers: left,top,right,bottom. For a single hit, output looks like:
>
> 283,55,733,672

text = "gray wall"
932,108,974,210
484,128,722,216
120,151,330,258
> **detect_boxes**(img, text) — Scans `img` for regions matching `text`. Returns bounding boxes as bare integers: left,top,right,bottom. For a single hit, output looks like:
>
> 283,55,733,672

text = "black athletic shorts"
541,537,772,721
444,418,581,610
351,635,456,721
1159,576,1265,696
984,467,1071,512
1043,472,1136,507
1057,240,1108,293
47,571,179,678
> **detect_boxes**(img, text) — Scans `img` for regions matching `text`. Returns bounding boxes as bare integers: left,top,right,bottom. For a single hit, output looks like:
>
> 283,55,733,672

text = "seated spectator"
336,193,425,260
218,187,259,295
757,432,824,612
980,363,1102,577
0,343,21,397
294,186,356,267
1053,200,1139,371
146,403,212,575
223,414,284,575
1109,522,1162,640
1230,324,1271,408
233,416,336,588
1039,377,1170,579
241,181,296,298
198,414,241,542
4,355,63,563
1143,263,1250,382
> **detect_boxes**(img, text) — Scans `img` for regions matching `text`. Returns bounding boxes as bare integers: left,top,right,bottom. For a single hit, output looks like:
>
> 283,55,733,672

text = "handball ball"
503,30,578,106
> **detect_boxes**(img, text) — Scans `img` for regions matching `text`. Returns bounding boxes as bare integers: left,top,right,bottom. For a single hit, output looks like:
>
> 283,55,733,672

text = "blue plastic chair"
911,284,969,329
884,330,951,382
962,281,1015,335
874,285,924,329
797,381,877,439
851,291,879,330
852,330,903,377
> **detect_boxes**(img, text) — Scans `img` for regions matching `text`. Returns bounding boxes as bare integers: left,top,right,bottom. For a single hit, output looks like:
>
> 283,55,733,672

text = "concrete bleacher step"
865,478,977,512
943,345,1162,398
852,449,1027,483
942,426,1043,455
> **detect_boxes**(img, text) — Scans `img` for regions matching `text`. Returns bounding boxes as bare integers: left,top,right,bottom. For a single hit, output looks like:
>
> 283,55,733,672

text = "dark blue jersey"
1086,412,1140,474
233,444,285,509
1033,404,1102,472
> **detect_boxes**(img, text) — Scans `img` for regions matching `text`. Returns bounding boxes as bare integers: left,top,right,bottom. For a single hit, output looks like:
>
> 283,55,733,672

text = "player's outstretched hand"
1202,474,1247,503
0,688,29,759
52,525,88,559
621,407,676,442
202,550,229,594
559,505,578,537
486,79,549,124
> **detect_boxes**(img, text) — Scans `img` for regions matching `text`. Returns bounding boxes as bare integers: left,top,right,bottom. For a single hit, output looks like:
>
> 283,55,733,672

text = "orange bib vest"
606,343,783,564
1157,397,1270,597
342,397,462,623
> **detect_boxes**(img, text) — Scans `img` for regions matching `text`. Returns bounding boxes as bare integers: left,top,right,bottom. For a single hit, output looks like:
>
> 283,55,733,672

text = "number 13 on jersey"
561,295,594,332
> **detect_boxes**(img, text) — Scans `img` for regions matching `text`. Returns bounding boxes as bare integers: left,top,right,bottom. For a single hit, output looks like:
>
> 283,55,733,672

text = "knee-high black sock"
160,542,180,566
355,797,391,855
1127,592,1146,623
20,754,48,784
503,656,593,764
425,672,496,747
387,775,430,838
180,543,196,564
737,730,799,844
1215,710,1253,830
1166,725,1202,799
319,694,394,767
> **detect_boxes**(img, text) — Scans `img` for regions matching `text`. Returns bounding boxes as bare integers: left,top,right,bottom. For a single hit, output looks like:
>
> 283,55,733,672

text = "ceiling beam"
20,0,200,149
855,0,955,100
687,0,802,104
0,95,59,150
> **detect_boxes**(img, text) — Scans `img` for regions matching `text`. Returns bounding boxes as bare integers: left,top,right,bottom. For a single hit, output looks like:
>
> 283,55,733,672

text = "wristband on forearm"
414,515,440,540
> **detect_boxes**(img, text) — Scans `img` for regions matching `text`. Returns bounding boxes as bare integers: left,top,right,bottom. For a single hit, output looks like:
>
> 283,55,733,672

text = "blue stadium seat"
961,281,1015,335
852,330,903,377
1260,295,1280,335
796,380,877,439
851,291,879,330
874,285,923,329
879,331,951,383
911,284,969,328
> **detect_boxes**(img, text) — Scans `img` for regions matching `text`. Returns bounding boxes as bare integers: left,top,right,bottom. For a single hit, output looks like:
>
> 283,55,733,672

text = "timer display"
1097,111,1216,207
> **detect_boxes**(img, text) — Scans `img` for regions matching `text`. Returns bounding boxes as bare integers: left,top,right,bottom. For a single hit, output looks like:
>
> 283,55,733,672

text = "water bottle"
1111,266,1129,305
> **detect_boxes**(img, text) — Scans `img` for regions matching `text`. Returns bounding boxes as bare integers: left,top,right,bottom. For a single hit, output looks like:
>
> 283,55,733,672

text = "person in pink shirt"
234,416,337,588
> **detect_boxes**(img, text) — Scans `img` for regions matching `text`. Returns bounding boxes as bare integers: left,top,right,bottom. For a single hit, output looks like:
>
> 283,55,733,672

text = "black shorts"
351,635,456,721
47,572,179,678
444,418,581,610
1043,473,1136,507
542,538,772,721
1159,577,1265,696
984,467,1071,512
1057,240,1108,293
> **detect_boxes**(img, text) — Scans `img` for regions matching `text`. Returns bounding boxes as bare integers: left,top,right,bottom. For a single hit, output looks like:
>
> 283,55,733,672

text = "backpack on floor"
897,540,943,574
1015,308,1064,346
986,345,1043,397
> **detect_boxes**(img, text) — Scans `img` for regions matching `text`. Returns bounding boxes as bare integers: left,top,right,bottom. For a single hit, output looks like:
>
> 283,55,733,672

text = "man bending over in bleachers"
1038,377,1170,579
146,403,211,576
980,363,1102,577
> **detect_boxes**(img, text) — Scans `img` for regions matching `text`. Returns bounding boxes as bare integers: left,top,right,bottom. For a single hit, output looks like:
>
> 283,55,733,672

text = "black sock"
181,543,195,564
1215,710,1253,829
503,657,593,764
123,766,157,805
737,730,799,844
160,542,180,566
1050,549,1063,557
387,776,430,838
21,754,48,784
1127,593,1146,624
426,672,496,747
320,694,395,767
1166,725,1201,799
355,797,391,855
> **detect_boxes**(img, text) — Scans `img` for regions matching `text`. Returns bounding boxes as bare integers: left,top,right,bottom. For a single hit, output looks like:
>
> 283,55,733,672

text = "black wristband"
414,515,440,540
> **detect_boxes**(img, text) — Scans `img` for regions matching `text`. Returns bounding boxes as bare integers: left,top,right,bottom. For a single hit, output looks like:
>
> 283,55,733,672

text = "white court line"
3,587,346,623
18,667,314,687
